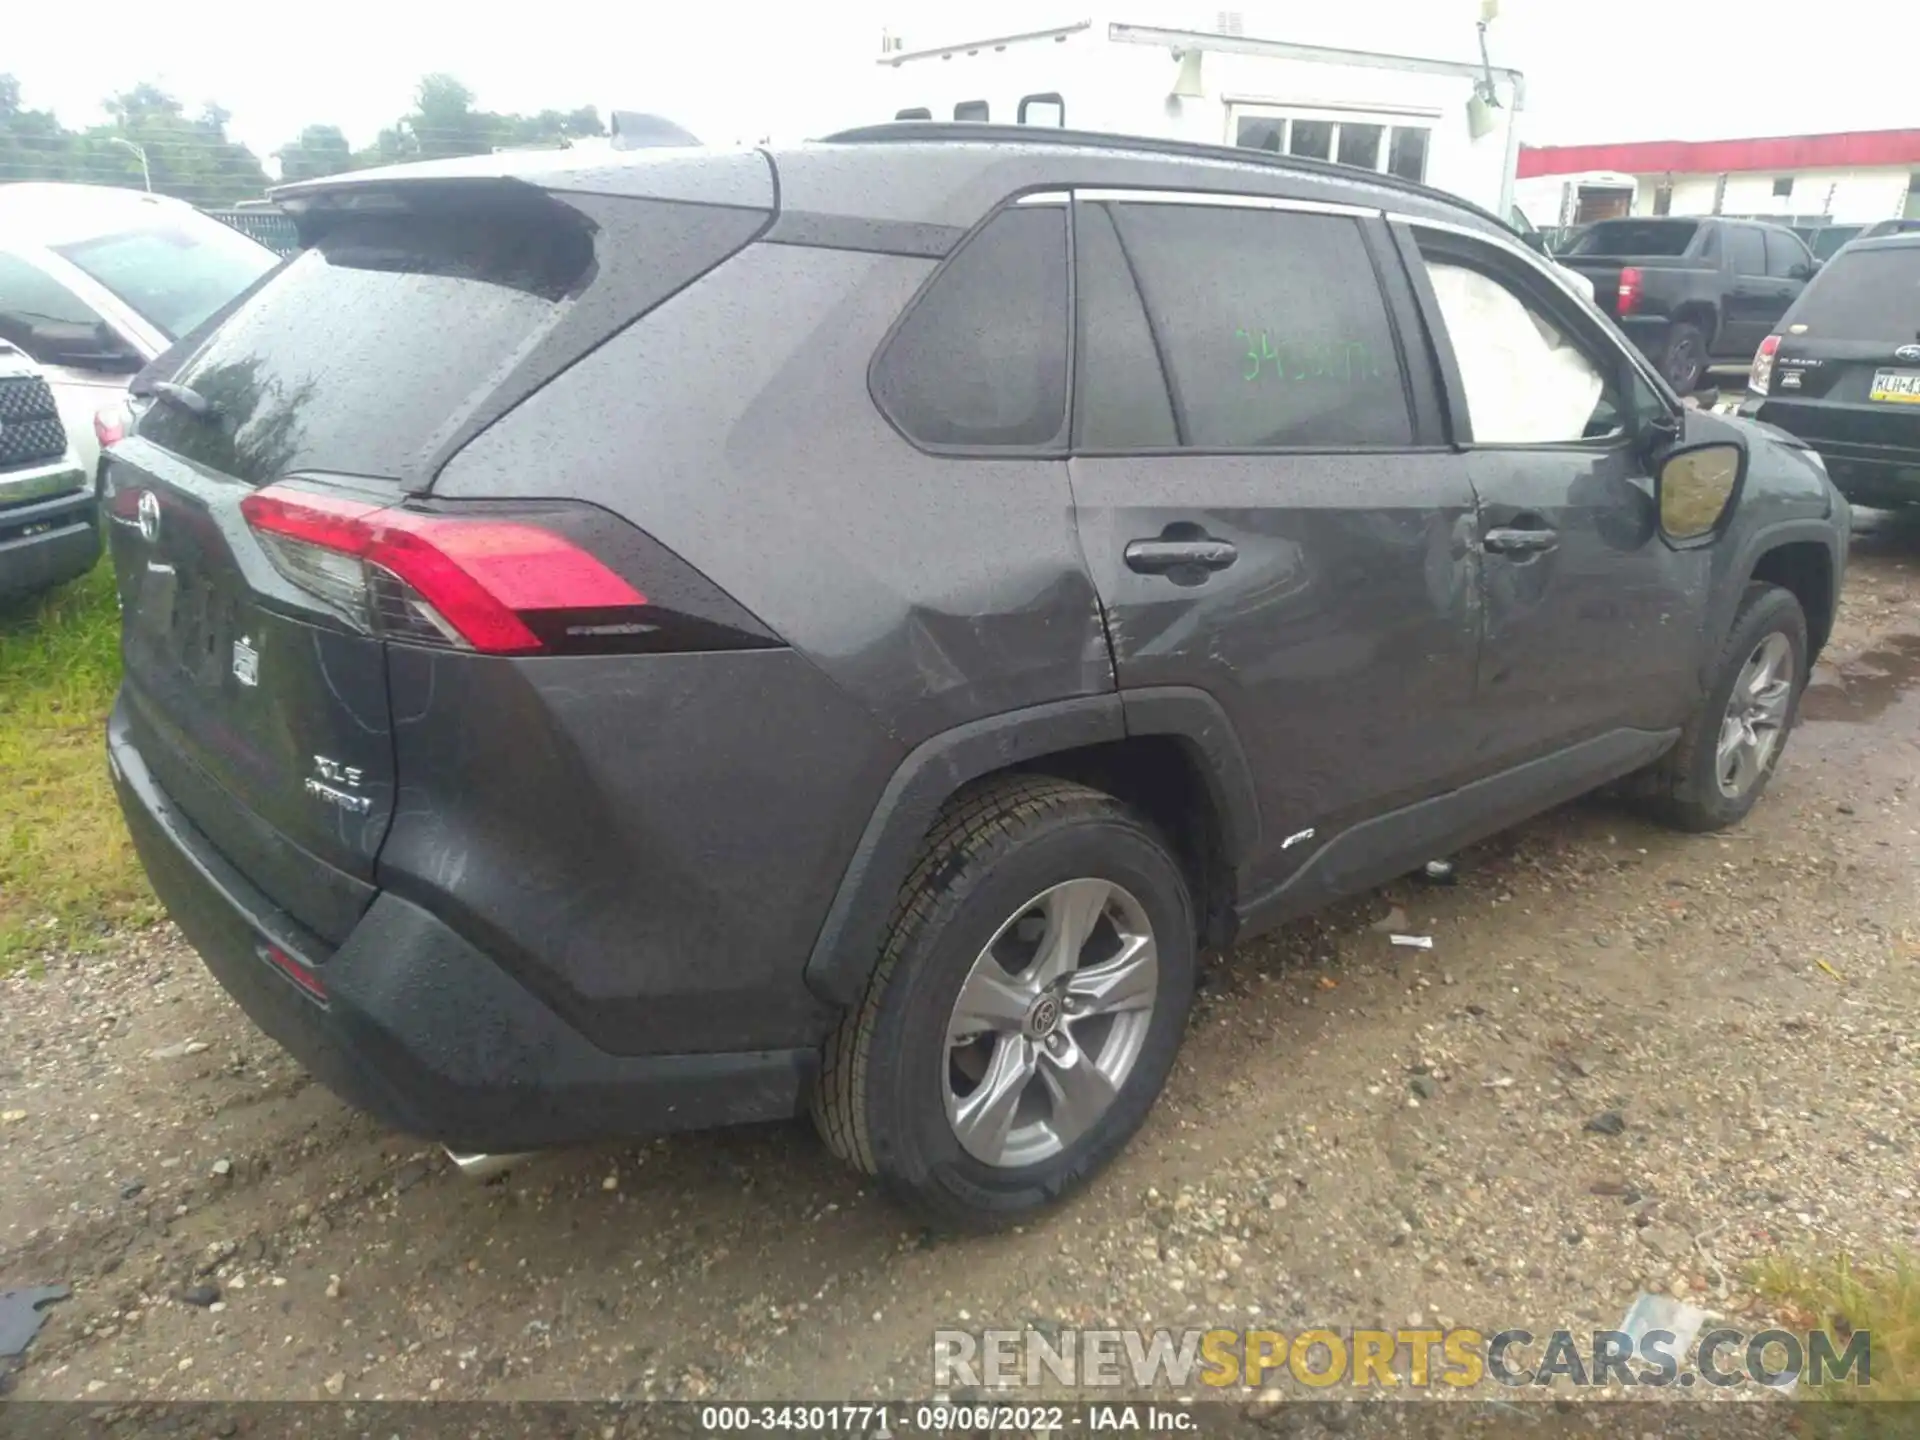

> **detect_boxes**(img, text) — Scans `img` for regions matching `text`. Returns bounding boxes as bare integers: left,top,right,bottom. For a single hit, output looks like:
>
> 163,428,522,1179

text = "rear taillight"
95,400,131,450
1750,334,1781,395
1617,266,1642,316
240,485,648,656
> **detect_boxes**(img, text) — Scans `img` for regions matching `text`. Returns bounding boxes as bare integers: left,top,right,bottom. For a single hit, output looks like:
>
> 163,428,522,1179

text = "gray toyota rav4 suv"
104,127,1848,1228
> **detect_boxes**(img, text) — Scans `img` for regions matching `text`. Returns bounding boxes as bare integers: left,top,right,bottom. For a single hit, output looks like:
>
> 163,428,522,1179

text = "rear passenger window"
872,204,1069,449
1725,226,1767,276
1765,230,1811,278
1105,203,1411,449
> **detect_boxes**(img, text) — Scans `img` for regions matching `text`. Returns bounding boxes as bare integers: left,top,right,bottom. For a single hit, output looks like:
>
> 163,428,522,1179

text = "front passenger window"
1421,259,1616,445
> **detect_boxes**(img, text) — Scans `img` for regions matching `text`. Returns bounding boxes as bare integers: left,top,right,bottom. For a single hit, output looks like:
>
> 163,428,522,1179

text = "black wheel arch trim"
1717,517,1844,678
1116,686,1262,866
802,688,1262,1007
804,695,1124,1006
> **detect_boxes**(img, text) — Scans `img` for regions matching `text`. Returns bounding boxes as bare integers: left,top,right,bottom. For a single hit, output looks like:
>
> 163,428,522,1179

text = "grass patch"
1754,1253,1919,1401
0,561,156,971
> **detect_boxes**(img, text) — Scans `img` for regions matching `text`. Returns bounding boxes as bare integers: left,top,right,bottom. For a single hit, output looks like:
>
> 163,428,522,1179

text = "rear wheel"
1645,583,1807,832
1659,321,1710,394
812,776,1195,1230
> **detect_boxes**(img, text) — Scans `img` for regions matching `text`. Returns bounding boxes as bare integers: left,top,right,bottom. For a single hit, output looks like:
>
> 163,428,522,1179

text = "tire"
1658,321,1710,395
1644,583,1808,833
812,775,1196,1231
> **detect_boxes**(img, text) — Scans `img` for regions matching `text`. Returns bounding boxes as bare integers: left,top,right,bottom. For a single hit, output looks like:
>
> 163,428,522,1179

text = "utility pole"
108,136,151,192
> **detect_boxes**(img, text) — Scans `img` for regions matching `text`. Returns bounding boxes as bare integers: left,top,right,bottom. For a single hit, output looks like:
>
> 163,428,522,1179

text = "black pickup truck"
1559,217,1818,393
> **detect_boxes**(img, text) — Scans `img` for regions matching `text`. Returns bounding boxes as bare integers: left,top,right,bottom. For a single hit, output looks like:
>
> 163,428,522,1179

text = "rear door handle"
1484,526,1560,555
1124,538,1239,575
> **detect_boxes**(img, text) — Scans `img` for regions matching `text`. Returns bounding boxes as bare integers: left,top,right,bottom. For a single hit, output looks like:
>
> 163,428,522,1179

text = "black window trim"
1064,187,1441,457
865,187,1077,460
1392,216,1667,454
1018,92,1067,127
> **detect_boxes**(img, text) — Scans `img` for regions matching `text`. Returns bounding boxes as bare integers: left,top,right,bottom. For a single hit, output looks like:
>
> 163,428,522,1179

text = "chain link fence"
201,207,300,255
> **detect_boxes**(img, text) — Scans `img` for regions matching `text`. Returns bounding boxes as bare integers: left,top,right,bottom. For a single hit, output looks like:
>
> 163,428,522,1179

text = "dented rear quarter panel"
434,241,1113,747
423,242,1112,1050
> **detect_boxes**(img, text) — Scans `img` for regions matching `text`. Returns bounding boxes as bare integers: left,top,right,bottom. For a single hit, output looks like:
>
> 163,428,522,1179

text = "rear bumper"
0,485,100,601
1739,399,1920,503
108,696,816,1152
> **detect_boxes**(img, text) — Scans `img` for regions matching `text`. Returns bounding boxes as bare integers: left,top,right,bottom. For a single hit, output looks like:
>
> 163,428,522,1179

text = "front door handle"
1484,526,1560,555
1124,537,1239,575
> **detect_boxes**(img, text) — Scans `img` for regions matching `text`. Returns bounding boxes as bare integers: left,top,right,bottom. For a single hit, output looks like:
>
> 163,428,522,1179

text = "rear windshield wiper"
137,380,220,421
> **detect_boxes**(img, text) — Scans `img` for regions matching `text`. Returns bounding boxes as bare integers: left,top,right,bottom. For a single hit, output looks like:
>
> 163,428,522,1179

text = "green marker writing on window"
1237,329,1385,384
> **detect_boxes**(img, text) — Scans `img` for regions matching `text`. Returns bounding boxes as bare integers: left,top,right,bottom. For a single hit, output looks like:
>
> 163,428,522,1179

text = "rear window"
52,218,277,341
1566,221,1699,258
1792,248,1920,338
140,206,594,485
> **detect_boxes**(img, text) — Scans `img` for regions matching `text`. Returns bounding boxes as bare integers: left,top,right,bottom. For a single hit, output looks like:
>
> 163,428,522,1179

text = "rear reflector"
1618,266,1643,316
1750,334,1781,396
259,943,327,1002
241,485,647,655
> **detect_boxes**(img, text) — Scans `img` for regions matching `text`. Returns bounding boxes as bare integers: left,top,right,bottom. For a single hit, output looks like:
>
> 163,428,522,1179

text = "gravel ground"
2,509,1916,1407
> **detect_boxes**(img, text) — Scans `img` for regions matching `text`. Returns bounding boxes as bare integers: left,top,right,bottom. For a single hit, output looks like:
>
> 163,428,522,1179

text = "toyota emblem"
136,490,161,544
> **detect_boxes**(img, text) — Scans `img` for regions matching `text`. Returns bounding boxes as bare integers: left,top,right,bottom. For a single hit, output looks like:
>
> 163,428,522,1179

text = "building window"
1337,123,1384,170
954,100,989,122
1772,176,1794,198
1017,93,1065,127
1231,108,1429,184
1235,116,1284,152
1653,183,1673,216
1388,126,1429,183
1288,119,1334,161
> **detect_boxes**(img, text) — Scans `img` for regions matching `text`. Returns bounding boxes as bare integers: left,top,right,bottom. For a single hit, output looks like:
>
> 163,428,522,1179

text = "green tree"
339,75,608,167
275,124,353,181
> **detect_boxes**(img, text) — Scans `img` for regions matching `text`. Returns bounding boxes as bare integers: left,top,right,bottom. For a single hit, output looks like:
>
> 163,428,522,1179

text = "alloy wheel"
1715,631,1795,798
943,878,1158,1168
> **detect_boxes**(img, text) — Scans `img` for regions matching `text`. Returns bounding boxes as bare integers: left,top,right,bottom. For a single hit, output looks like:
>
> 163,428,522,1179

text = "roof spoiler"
610,112,702,149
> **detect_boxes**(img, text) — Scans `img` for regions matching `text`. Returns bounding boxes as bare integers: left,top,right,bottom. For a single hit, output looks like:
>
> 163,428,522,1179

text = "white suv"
0,184,279,477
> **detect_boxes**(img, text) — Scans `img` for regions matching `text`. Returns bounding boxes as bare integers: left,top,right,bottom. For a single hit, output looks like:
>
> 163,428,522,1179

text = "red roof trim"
1519,130,1920,179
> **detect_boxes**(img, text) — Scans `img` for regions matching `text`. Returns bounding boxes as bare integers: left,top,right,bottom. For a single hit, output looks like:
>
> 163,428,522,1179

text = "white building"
872,10,1530,219
1514,129,1920,228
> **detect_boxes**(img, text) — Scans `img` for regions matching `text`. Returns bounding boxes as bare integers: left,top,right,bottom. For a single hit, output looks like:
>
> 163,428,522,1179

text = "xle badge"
232,636,259,687
306,755,371,815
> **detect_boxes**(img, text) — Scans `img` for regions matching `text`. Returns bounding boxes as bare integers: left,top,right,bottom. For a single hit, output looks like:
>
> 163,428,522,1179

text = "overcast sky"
6,0,1911,167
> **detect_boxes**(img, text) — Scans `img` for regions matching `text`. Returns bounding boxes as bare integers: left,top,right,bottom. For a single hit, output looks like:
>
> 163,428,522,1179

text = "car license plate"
1869,369,1920,404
